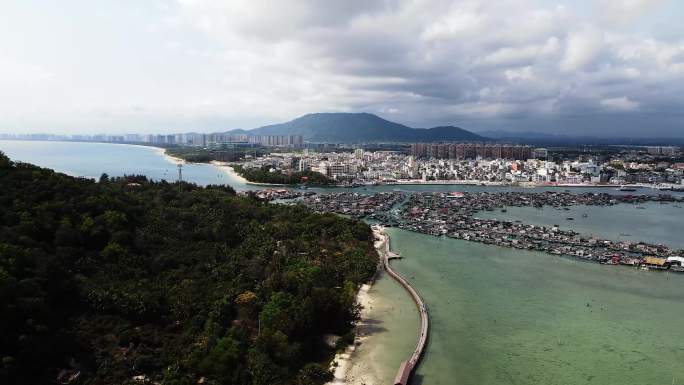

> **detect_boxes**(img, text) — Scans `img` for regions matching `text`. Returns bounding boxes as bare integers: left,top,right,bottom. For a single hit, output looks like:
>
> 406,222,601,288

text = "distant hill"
227,112,484,143
478,130,684,146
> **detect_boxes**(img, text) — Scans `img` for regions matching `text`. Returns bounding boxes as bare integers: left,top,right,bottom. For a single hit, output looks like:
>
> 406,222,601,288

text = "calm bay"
2,140,683,385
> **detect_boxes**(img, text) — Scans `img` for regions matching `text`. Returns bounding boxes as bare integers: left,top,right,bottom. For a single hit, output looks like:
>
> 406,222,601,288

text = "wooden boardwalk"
373,226,429,385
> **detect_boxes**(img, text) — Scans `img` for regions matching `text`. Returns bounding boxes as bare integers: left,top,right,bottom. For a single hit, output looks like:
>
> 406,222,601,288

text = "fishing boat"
617,185,637,192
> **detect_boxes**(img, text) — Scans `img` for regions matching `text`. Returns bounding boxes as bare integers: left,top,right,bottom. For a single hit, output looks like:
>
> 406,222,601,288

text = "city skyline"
1,1,683,137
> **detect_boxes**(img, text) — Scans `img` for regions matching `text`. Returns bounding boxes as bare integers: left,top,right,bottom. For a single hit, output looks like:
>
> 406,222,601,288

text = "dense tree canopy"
232,165,333,186
0,151,377,385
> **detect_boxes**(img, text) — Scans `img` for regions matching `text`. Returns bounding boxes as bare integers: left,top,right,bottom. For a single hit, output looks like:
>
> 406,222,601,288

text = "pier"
373,225,429,385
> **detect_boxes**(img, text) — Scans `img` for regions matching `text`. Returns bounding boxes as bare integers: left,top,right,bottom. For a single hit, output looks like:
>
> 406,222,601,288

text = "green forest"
0,151,377,385
165,147,270,163
231,165,333,186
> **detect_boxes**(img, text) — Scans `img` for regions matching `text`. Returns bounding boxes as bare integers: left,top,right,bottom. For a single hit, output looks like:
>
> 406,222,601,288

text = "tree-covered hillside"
0,152,377,385
231,112,485,143
232,165,334,186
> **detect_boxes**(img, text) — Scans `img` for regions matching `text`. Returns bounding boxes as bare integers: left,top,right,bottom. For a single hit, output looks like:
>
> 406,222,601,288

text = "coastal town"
236,144,684,189
295,190,684,272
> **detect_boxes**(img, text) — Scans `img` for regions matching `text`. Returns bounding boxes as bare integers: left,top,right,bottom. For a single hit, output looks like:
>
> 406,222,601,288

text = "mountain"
227,112,484,143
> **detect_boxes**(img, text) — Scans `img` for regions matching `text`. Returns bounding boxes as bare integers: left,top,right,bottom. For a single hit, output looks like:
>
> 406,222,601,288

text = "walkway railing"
373,225,429,385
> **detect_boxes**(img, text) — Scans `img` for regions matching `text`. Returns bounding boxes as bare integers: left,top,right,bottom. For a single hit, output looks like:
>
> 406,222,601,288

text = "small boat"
501,209,507,213
566,217,574,220
582,213,588,218
617,185,637,192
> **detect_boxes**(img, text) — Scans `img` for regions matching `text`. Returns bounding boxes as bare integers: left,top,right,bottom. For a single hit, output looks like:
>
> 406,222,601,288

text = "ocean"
0,140,250,190
3,140,683,385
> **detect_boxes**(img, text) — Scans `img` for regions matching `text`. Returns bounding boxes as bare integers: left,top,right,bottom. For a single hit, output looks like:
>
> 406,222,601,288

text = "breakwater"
373,225,429,385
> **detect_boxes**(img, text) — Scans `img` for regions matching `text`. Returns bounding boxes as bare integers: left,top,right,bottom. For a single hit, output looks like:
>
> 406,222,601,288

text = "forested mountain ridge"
0,151,377,385
227,112,485,143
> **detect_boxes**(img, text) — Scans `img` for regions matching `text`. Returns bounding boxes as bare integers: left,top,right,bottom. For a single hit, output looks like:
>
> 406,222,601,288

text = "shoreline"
372,225,429,385
154,147,187,165
325,283,374,384
324,228,387,385
208,161,249,185
149,150,252,187
383,180,653,189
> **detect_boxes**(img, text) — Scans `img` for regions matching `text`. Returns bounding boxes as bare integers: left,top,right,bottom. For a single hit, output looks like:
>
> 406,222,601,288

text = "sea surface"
384,229,684,385
3,140,684,385
0,140,250,190
478,202,684,250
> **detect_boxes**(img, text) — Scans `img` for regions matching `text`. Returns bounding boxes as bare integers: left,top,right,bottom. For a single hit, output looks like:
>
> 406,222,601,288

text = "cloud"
560,28,604,71
505,66,534,81
600,96,640,111
0,0,682,136
0,58,54,84
599,0,666,25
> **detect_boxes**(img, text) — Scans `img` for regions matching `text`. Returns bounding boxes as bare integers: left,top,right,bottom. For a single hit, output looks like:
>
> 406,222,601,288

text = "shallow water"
478,202,684,249
388,228,684,385
343,270,419,385
4,140,684,385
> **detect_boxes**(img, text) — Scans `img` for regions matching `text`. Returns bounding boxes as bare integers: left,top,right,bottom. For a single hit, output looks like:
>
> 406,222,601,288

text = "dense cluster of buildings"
410,143,533,160
0,132,303,149
298,190,684,270
302,192,406,219
236,147,684,187
646,146,679,156
137,133,304,148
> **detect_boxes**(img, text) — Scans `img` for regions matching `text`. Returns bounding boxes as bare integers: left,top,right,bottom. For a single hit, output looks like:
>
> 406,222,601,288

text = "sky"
0,0,683,137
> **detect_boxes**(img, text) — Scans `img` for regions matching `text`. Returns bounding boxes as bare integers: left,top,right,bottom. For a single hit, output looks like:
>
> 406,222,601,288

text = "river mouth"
385,227,684,385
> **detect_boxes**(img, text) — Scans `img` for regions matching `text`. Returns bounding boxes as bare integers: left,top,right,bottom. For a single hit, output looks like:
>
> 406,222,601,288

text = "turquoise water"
0,140,250,190
478,203,684,250
388,228,684,385
3,140,684,197
343,271,420,385
4,140,684,385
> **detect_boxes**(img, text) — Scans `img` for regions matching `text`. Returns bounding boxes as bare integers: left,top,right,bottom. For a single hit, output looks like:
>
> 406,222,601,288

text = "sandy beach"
209,161,249,185
325,232,387,385
326,283,376,385
149,148,251,187
150,146,187,165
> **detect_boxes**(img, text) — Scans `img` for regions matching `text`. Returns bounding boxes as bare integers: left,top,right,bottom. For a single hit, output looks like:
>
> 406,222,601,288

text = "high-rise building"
248,135,304,147
409,143,533,160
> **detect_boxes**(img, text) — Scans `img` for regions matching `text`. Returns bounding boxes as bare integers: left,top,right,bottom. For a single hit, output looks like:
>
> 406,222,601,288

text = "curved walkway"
372,225,429,385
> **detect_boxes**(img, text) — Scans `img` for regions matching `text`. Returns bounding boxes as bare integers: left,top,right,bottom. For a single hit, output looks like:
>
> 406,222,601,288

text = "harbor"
382,228,684,385
2,140,684,385
300,190,684,271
